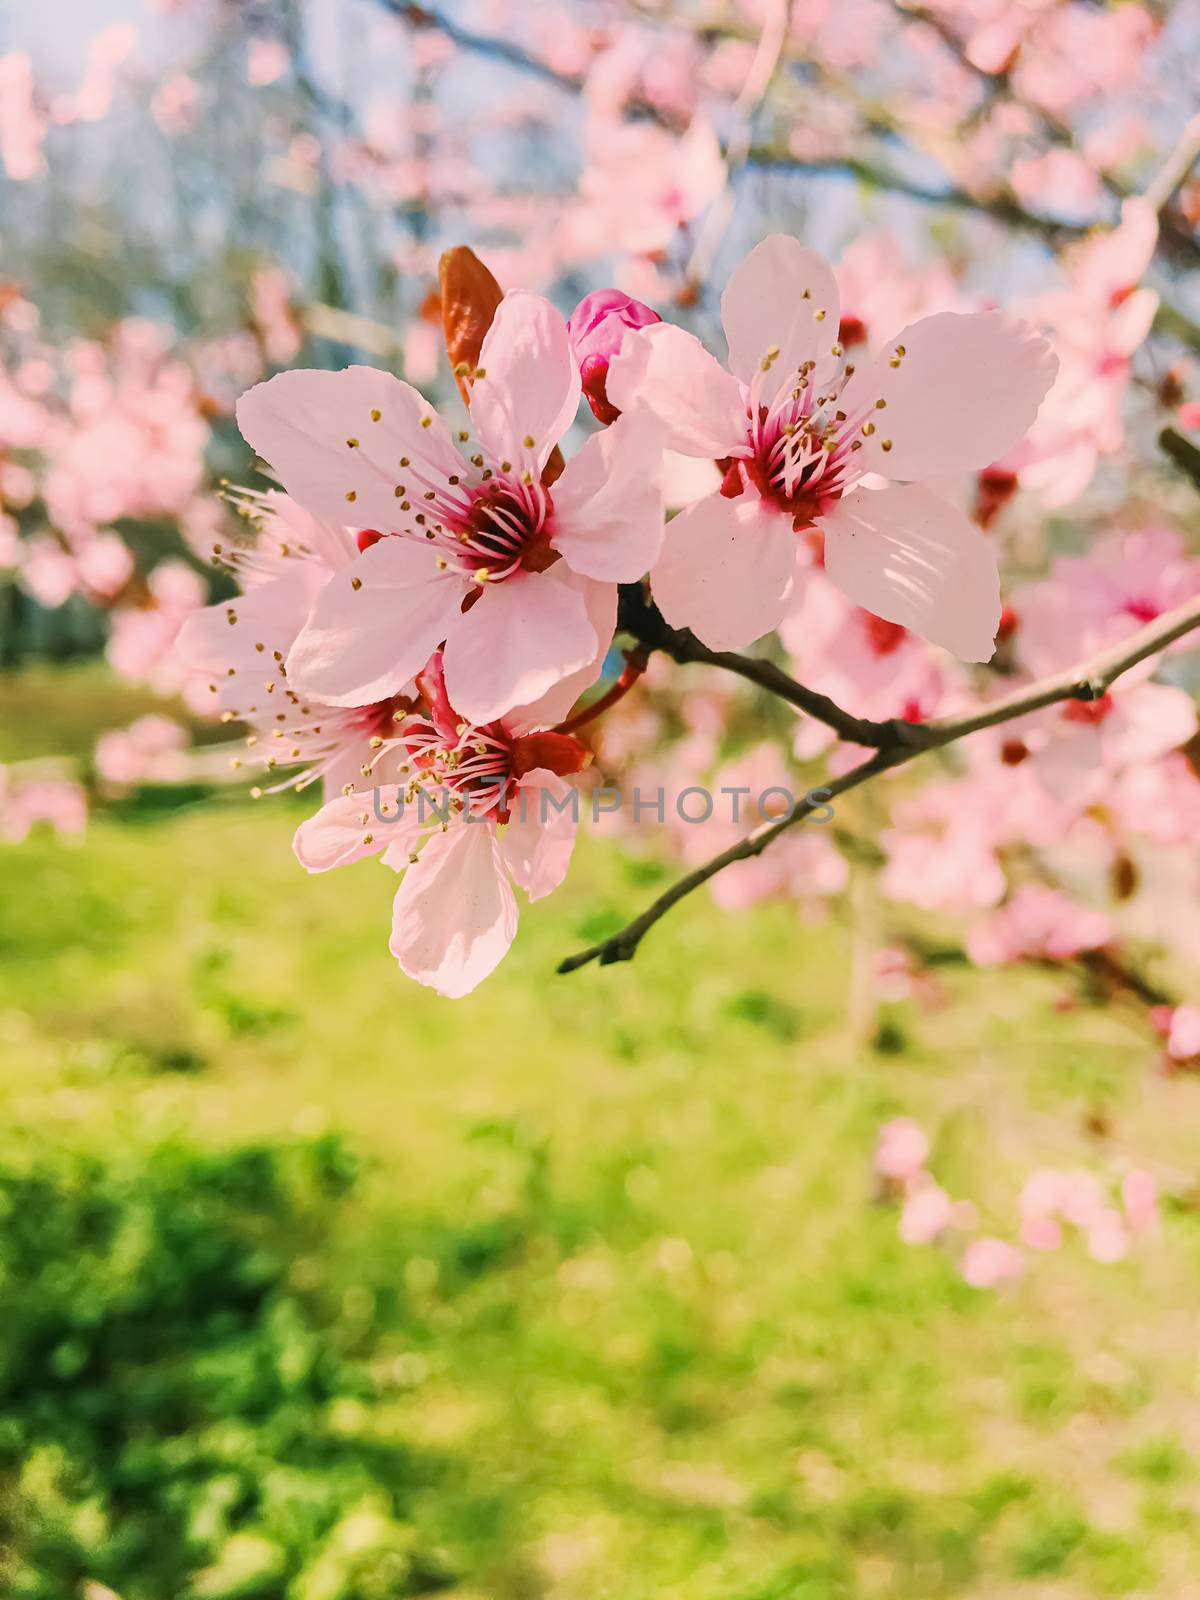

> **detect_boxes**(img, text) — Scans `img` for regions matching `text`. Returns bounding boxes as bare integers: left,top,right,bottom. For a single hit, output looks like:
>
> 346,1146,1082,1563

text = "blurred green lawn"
2,667,1200,1600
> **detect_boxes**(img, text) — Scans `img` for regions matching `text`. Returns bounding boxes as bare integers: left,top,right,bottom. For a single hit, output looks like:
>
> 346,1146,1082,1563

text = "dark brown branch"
616,583,925,750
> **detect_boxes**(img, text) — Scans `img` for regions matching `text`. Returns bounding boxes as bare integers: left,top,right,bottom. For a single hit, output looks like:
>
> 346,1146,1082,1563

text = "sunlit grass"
1,669,1200,1598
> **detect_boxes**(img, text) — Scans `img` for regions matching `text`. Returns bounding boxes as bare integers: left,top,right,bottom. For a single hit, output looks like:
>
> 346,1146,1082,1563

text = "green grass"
2,666,1200,1598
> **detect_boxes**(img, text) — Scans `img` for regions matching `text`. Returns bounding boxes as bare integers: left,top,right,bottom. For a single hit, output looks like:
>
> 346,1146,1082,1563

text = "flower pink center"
730,343,893,527
398,715,586,824
1124,597,1160,623
392,455,558,586
457,482,558,577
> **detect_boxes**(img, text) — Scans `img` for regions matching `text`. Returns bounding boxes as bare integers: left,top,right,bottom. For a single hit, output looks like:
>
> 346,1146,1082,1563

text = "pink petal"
504,575,617,731
472,291,580,471
502,770,578,901
441,569,598,726
651,492,796,651
236,366,464,528
551,410,664,582
839,311,1057,481
176,567,327,715
721,234,841,401
293,786,412,871
606,323,748,459
389,822,518,997
286,538,467,707
818,484,1000,662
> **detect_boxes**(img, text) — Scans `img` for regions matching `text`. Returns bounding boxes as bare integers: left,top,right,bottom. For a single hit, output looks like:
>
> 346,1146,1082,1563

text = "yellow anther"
351,577,363,591
345,489,357,502
370,408,382,421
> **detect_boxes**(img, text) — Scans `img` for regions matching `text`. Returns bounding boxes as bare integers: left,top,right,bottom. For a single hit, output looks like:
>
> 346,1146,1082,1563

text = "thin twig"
560,595,1200,974
615,584,925,749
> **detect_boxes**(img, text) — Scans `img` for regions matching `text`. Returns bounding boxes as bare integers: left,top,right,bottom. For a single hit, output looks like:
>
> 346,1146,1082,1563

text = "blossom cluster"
170,237,1060,994
875,1118,1162,1289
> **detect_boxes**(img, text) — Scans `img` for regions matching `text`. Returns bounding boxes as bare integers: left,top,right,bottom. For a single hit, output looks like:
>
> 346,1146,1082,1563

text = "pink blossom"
875,1117,929,1181
67,25,138,124
151,73,199,136
967,884,1112,967
1004,202,1158,507
108,560,207,698
567,290,661,425
1166,1005,1200,1065
251,267,302,365
782,568,963,753
95,716,189,790
1086,1208,1129,1264
567,115,724,258
243,293,663,726
1024,681,1196,811
1020,1217,1063,1252
900,1179,953,1245
1013,528,1200,675
246,38,289,88
293,653,587,996
961,1237,1024,1289
0,767,87,843
0,54,47,181
609,234,1055,658
1121,1170,1159,1235
176,492,412,800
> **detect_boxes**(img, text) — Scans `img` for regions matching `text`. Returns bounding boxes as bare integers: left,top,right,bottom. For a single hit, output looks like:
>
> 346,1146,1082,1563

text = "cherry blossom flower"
609,233,1056,658
0,767,87,843
900,1180,954,1245
967,883,1113,967
293,653,588,996
1121,1170,1159,1236
176,491,421,800
875,1117,929,1181
781,567,965,758
94,715,190,791
961,1237,1024,1289
238,292,664,727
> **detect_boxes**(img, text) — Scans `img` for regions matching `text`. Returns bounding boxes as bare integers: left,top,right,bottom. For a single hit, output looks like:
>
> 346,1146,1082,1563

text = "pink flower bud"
567,290,660,425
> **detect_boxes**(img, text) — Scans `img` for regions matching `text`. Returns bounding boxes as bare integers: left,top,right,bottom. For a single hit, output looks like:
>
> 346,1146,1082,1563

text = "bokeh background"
3,2,1200,1597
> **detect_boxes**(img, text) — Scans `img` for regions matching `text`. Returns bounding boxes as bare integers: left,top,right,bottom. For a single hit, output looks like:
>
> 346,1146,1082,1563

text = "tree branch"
615,583,923,749
560,594,1200,974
